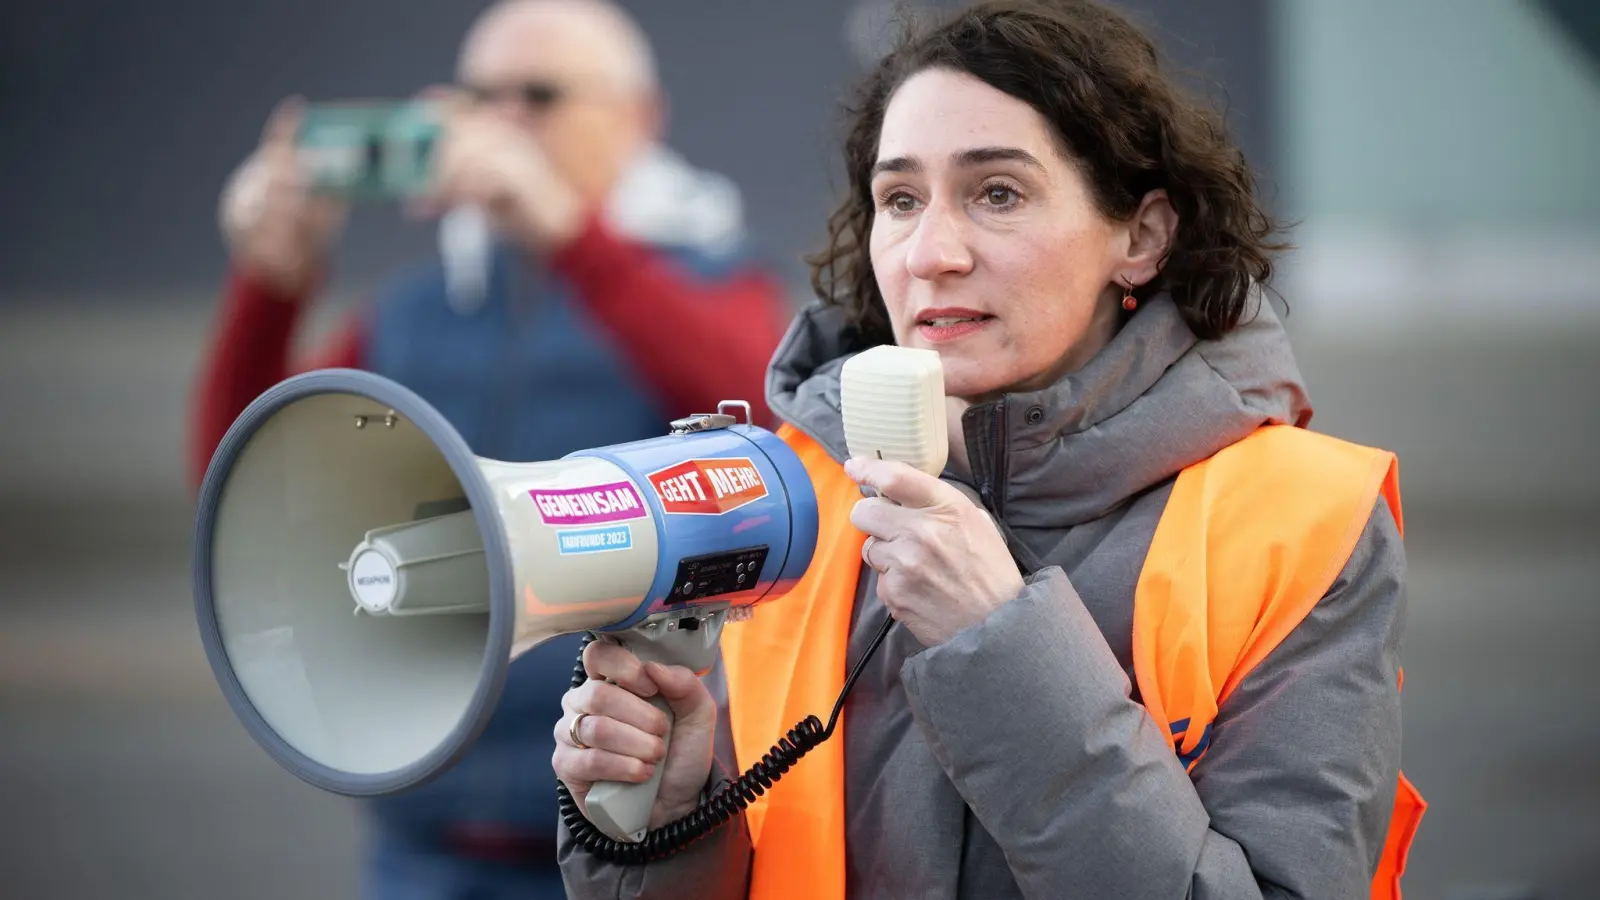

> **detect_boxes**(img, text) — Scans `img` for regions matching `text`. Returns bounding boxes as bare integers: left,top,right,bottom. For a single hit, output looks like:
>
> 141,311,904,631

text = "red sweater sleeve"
549,217,792,428
188,269,365,490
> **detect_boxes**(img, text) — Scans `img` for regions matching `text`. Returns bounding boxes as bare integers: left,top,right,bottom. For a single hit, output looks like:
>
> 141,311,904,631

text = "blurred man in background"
188,0,793,896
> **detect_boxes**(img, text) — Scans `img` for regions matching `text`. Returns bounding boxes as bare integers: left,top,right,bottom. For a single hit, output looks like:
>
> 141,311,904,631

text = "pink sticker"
530,481,648,526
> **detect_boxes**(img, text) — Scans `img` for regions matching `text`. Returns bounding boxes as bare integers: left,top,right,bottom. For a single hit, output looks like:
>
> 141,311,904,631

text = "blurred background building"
1,1,1595,897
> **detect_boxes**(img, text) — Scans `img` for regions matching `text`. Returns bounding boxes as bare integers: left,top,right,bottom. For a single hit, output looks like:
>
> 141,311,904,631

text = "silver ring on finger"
863,535,885,572
569,712,592,750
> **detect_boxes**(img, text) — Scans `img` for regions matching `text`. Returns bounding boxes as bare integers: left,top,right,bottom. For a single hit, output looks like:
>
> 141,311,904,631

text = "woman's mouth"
915,309,994,344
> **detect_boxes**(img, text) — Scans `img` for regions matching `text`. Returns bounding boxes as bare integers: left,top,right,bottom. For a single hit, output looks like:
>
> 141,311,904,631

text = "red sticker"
648,457,768,515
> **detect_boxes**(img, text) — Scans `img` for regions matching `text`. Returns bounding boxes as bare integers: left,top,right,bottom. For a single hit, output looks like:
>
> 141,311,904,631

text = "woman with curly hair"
555,2,1425,896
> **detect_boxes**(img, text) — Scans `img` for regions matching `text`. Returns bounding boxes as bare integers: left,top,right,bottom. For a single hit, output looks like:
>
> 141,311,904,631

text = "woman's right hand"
553,640,719,830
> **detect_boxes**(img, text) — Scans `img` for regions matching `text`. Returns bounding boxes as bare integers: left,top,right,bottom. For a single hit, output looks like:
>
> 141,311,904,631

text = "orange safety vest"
722,424,1426,899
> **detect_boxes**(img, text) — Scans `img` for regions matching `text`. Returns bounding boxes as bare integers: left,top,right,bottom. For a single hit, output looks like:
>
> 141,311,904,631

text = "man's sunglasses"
460,82,564,109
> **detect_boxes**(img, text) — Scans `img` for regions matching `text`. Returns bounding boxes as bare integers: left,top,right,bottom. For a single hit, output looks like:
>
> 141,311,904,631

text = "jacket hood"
766,291,1313,528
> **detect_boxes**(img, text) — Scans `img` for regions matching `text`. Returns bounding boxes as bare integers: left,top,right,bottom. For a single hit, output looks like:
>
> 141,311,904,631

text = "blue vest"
359,242,724,843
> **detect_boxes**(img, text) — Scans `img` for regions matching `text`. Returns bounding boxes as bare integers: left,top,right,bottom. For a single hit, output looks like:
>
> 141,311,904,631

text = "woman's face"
869,68,1144,400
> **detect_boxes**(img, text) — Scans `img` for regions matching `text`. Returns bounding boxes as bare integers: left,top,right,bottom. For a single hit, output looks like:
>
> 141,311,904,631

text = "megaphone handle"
560,613,899,863
581,618,723,844
584,694,673,844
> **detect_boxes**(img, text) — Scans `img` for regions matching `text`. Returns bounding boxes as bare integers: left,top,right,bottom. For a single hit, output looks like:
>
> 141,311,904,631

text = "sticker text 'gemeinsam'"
530,481,648,526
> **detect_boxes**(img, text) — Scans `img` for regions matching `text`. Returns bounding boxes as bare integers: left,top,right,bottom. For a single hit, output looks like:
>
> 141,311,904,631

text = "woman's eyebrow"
871,146,1045,179
952,146,1045,171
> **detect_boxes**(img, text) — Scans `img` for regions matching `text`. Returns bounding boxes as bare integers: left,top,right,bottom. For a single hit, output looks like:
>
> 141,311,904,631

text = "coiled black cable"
557,614,896,864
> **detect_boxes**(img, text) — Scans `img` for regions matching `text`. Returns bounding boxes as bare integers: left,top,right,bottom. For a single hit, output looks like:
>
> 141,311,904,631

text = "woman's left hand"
846,457,1025,647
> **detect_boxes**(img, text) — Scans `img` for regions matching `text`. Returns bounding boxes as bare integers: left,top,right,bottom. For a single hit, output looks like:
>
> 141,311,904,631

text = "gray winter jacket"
559,294,1408,899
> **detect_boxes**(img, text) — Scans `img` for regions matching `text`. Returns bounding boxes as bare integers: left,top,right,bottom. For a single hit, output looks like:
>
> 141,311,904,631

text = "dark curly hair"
808,0,1289,345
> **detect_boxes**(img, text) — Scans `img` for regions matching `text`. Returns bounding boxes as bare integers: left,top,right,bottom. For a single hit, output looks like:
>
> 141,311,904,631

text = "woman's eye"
982,186,1018,206
891,193,918,213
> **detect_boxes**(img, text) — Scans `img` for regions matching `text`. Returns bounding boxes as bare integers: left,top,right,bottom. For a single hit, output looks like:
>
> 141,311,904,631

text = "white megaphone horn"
192,348,945,858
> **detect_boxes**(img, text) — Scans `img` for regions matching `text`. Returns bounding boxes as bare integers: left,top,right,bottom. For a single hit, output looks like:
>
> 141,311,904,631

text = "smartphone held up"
296,100,442,200
292,98,491,310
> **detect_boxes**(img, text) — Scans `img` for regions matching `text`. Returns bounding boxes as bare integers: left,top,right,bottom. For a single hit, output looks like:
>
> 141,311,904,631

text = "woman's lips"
914,310,994,344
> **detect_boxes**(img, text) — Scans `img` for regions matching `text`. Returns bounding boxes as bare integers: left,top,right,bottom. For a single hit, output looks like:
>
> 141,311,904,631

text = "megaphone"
193,348,946,854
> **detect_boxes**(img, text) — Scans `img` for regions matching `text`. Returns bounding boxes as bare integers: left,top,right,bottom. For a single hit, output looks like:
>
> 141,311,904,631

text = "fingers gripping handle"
582,612,727,844
586,695,673,843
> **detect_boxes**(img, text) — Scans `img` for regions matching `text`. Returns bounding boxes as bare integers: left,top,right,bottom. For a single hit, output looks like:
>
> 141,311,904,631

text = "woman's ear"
1119,189,1178,286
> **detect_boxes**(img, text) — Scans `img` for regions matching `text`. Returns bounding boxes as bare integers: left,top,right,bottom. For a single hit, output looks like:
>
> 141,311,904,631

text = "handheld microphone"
840,344,948,479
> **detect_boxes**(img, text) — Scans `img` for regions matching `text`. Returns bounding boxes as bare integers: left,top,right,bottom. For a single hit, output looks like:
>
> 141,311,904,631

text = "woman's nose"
904,203,974,281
